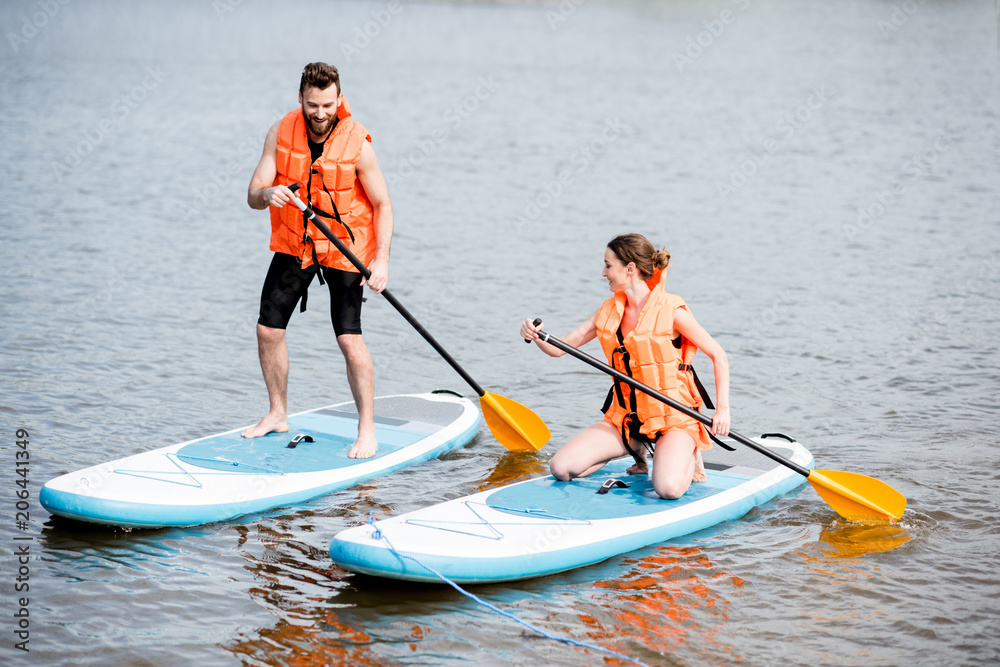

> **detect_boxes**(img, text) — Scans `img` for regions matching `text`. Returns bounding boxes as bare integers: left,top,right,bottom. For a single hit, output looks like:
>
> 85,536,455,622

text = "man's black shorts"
257,252,364,336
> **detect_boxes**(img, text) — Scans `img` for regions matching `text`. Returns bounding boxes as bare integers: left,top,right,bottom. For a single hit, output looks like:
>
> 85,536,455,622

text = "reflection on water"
476,450,550,491
229,515,389,666
228,605,391,667
586,544,743,663
814,521,913,559
41,519,203,576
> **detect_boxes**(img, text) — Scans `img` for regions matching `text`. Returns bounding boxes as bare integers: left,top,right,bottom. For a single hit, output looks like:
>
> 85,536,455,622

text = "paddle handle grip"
285,185,486,398
524,317,543,343
535,327,812,479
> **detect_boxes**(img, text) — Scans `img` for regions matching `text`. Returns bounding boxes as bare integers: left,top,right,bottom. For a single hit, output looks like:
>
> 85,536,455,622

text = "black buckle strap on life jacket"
678,363,714,411
293,238,323,314
620,414,645,465
611,344,629,414
296,260,323,314
301,201,322,271
677,361,735,450
601,386,615,414
624,416,659,457
294,174,327,314
712,435,736,451
610,327,651,468
601,389,654,460
310,167,356,244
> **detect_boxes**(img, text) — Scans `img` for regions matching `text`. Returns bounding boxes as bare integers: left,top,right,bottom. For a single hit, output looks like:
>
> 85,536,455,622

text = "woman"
520,234,731,500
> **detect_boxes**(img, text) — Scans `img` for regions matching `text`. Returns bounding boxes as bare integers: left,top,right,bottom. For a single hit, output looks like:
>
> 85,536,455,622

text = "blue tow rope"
365,512,652,667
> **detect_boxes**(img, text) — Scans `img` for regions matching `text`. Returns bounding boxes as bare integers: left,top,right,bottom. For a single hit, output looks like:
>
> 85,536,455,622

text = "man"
242,62,392,460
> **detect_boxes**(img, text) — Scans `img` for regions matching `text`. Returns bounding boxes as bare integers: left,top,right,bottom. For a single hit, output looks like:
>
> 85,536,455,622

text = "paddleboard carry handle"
287,434,314,449
596,479,628,495
431,389,464,398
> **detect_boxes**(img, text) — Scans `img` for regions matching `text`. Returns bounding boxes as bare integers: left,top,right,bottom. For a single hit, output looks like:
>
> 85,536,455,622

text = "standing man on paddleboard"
520,234,730,500
242,62,393,459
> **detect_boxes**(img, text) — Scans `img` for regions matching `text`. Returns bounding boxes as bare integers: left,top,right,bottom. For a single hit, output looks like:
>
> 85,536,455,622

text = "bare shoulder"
358,137,377,160
249,120,283,195
264,120,281,148
356,138,381,175
672,303,697,328
251,121,281,166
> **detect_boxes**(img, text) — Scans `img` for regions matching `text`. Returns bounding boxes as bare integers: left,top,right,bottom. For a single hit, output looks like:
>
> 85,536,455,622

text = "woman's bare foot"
241,412,288,438
626,453,648,475
692,449,707,483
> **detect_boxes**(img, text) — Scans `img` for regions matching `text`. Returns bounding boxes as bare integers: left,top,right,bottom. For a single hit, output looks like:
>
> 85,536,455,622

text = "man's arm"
248,121,294,210
355,139,393,293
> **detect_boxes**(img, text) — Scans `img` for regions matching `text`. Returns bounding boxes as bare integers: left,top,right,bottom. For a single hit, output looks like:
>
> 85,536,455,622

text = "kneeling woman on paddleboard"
520,233,731,500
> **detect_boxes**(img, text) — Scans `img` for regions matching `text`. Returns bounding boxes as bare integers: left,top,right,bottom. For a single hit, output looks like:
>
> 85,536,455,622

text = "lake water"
2,0,998,665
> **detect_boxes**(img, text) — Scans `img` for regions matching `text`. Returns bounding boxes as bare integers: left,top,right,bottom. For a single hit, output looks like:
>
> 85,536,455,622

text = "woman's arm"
673,307,731,436
520,311,599,358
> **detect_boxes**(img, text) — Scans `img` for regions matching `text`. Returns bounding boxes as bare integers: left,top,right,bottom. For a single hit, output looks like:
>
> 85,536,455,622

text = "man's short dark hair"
299,62,340,96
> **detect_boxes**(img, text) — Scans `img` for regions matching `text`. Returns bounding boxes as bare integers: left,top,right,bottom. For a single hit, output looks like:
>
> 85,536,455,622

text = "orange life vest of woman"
594,268,712,451
269,95,375,273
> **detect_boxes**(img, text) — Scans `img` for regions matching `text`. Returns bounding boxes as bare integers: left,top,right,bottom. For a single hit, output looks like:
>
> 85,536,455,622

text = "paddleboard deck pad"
329,435,812,583
40,392,480,528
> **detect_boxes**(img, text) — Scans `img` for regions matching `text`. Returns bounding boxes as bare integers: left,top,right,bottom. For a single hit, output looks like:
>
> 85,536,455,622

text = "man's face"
299,84,341,138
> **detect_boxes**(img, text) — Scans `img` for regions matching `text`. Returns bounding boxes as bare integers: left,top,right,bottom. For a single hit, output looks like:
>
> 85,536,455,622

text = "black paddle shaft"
533,323,811,478
285,184,485,397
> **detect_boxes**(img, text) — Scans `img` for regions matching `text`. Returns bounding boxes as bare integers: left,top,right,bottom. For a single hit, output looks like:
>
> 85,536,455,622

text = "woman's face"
602,248,632,293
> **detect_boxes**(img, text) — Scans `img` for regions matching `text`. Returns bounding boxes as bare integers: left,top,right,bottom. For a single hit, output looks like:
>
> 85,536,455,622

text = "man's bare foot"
347,432,378,459
241,413,288,438
692,449,707,483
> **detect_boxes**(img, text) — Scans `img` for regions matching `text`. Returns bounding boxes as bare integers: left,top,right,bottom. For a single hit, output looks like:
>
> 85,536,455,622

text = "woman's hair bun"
607,234,670,280
652,247,671,270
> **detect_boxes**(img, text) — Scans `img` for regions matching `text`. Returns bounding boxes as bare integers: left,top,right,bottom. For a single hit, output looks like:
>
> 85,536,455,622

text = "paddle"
526,319,906,523
282,184,550,451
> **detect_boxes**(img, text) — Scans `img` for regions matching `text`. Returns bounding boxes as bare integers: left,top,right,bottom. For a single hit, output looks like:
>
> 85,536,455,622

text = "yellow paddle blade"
480,392,550,452
808,469,907,524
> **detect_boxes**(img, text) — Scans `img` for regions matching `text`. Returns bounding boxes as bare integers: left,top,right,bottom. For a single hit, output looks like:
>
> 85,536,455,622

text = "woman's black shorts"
256,252,364,336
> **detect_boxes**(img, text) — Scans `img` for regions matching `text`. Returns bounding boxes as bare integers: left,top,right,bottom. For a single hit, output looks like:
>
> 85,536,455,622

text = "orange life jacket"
594,268,710,447
270,95,375,273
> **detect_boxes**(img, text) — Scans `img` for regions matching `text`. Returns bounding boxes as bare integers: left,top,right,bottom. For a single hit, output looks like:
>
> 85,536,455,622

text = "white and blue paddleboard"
329,435,812,584
40,392,480,529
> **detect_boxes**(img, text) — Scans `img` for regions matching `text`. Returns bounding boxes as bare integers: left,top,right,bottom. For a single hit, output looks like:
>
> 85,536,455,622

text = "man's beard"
304,110,334,137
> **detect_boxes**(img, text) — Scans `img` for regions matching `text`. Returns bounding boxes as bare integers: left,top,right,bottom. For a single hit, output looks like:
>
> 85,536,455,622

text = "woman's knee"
549,457,573,481
653,476,689,500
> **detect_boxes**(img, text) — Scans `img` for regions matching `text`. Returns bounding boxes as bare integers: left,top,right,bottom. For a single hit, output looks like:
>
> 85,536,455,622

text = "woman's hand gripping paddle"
526,319,905,523
282,185,550,451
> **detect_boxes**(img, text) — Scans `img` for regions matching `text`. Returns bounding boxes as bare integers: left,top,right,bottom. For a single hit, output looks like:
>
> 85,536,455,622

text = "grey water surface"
1,0,998,665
